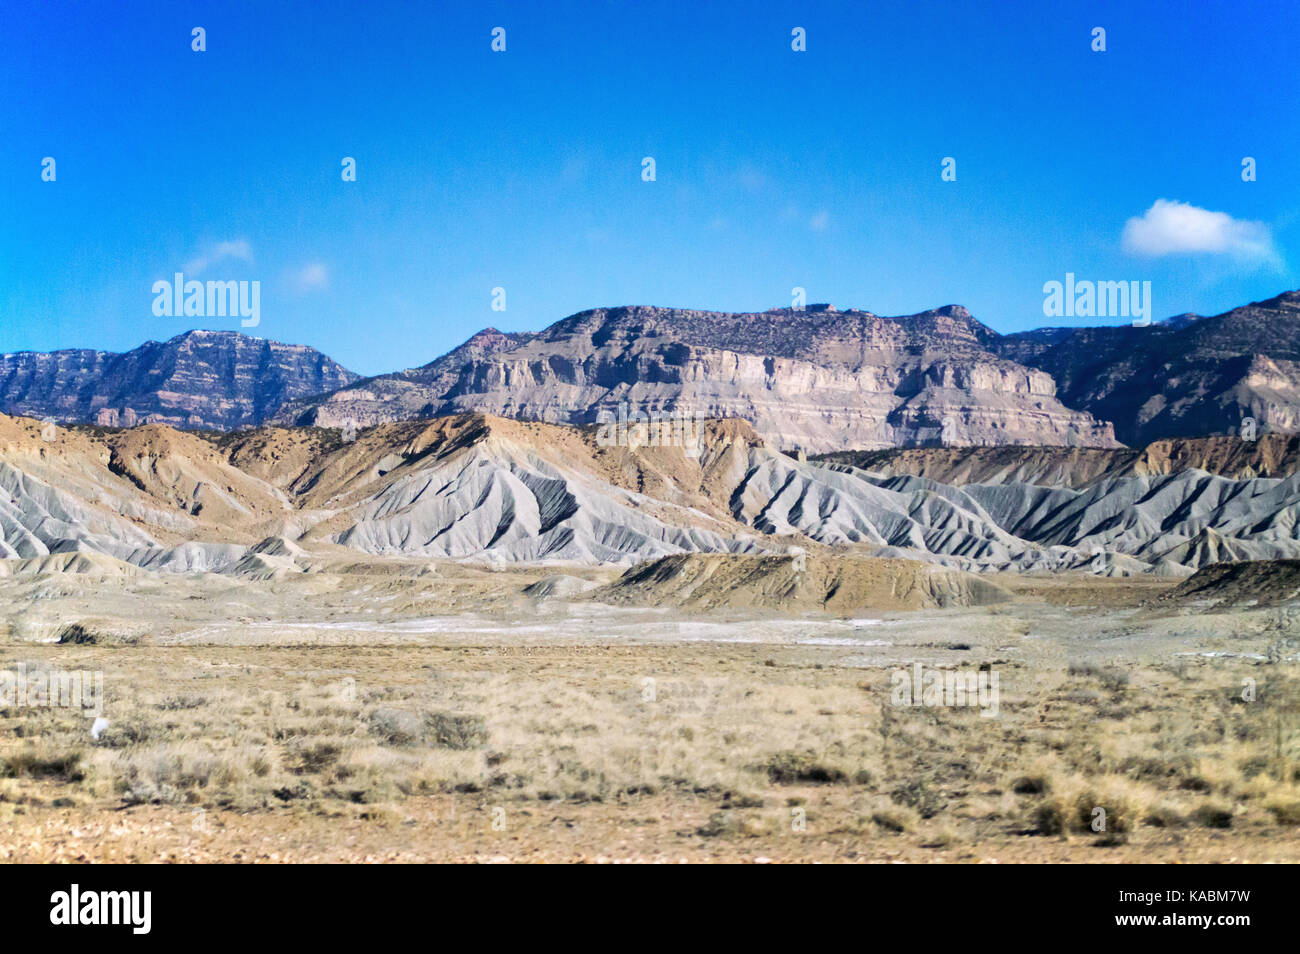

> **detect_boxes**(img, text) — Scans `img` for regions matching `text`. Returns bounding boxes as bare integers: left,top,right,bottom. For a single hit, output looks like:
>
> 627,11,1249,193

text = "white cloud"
288,263,329,293
809,210,830,232
1121,199,1276,263
183,238,253,275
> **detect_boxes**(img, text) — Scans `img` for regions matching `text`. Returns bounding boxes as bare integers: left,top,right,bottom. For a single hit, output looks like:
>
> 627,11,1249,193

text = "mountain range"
4,289,1300,449
271,304,1115,451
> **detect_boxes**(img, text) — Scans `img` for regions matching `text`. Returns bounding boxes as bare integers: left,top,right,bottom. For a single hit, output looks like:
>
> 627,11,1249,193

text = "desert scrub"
98,718,156,748
156,694,208,711
761,751,850,784
1190,802,1234,828
1010,775,1048,795
335,745,482,797
294,741,345,775
1028,783,1137,836
112,743,253,805
1265,798,1300,825
1143,802,1187,828
1067,662,1130,691
368,707,488,750
889,775,948,819
1,748,85,783
871,806,917,833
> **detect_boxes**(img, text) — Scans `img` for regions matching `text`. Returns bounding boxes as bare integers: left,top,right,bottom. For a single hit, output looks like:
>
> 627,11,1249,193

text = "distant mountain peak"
0,330,358,430
450,325,532,354
1253,289,1300,309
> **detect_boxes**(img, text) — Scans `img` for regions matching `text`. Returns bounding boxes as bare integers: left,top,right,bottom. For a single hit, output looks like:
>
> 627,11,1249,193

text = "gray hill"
6,410,1300,577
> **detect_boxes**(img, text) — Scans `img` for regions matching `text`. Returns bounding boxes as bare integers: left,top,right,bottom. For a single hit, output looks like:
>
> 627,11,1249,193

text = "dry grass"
2,636,1299,859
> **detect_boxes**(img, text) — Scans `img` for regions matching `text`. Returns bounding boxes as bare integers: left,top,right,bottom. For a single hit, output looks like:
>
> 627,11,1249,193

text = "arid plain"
4,531,1300,861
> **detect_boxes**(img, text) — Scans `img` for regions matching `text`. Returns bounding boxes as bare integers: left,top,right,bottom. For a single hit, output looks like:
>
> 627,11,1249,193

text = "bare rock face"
0,330,359,430
993,290,1300,445
278,305,1117,452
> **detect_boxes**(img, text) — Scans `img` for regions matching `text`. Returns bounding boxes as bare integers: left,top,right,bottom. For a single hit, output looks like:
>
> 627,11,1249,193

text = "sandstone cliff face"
0,330,358,430
278,305,1117,452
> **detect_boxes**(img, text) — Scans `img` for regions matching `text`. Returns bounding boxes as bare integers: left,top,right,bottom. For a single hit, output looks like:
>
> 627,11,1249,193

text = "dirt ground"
9,794,1300,863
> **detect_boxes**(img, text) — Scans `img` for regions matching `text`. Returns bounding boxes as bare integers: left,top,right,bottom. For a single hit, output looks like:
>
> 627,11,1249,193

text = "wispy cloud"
1122,200,1277,264
287,262,329,294
183,238,253,276
809,210,830,232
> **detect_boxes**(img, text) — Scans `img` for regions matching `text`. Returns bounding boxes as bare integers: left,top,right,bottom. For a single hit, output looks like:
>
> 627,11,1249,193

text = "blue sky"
2,0,1297,375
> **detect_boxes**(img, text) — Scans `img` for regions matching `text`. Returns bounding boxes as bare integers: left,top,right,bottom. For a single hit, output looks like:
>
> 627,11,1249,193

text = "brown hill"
594,552,1013,612
1165,560,1300,608
7,411,1300,575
